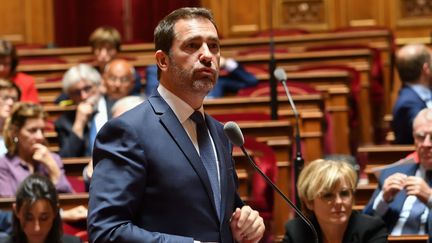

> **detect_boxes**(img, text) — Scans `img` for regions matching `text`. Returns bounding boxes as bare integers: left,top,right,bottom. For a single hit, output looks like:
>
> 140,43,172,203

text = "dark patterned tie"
190,111,221,218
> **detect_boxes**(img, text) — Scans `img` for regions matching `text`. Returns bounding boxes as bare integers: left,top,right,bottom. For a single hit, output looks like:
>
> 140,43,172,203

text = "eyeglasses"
106,75,132,84
319,188,353,202
69,85,94,97
0,95,18,102
414,131,432,143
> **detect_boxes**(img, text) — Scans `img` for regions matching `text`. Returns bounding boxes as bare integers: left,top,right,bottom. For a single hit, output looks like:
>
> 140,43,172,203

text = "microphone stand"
239,145,318,243
268,0,278,120
280,80,304,209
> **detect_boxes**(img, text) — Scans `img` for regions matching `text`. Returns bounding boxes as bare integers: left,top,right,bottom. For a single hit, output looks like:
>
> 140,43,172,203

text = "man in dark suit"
364,107,432,237
88,7,265,243
392,44,432,144
54,63,106,158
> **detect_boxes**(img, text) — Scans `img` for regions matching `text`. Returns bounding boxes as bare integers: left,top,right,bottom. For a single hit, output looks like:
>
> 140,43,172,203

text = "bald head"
396,44,431,84
103,59,136,100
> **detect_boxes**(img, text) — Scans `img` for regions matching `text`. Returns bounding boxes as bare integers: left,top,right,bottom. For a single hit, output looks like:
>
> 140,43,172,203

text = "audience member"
392,44,432,144
54,64,106,158
0,103,73,197
364,107,432,237
0,174,81,243
0,79,20,156
88,7,265,242
102,59,139,113
144,56,258,97
282,159,387,243
0,40,39,103
111,95,144,118
89,26,141,94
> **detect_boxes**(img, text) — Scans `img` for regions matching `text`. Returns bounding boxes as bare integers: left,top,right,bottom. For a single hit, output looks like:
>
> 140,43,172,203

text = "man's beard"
169,57,217,95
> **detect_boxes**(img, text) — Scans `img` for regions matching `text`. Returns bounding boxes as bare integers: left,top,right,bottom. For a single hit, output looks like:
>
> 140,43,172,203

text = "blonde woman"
282,159,387,243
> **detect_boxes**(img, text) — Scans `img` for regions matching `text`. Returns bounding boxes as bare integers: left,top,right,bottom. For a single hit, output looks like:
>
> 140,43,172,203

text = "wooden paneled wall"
0,0,54,45
0,0,431,46
202,0,432,44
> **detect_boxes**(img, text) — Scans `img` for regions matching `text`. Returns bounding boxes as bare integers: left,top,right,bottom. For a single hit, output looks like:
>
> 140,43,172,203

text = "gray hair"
62,64,101,94
111,95,144,118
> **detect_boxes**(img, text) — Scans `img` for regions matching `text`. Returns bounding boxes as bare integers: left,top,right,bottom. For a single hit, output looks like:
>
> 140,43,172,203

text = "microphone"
223,122,318,243
274,67,304,208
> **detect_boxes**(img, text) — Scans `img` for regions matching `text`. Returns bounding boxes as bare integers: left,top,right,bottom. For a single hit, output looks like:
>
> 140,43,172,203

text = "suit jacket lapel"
149,94,220,220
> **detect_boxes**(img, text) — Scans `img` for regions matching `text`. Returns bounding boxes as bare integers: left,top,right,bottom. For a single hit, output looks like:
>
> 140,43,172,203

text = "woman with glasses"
0,79,21,156
282,159,388,243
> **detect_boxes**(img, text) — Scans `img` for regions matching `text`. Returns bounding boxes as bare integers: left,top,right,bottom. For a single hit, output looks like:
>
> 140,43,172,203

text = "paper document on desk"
370,157,416,179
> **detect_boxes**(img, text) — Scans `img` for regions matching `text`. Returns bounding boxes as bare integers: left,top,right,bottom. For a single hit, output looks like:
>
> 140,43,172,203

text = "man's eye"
187,43,200,49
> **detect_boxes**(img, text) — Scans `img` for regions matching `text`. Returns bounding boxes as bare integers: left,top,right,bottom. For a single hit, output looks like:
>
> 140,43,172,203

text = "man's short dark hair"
396,45,431,84
153,7,218,79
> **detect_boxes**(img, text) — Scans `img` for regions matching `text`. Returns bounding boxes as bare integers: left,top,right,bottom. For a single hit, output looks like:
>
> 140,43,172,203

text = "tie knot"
190,111,205,124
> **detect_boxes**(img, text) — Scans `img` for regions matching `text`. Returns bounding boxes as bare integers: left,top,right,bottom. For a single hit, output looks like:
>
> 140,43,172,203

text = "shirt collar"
157,84,204,123
409,84,432,102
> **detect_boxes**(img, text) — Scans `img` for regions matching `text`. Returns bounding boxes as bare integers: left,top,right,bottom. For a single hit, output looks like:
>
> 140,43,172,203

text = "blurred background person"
89,26,141,95
102,59,142,114
0,174,81,243
0,40,39,103
0,79,21,156
54,64,105,158
282,159,387,243
110,95,144,118
0,102,73,197
364,107,432,237
392,44,432,144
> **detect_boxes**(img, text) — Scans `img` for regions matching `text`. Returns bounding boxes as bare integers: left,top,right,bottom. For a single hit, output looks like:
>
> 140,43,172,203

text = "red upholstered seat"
19,57,67,65
237,81,319,97
66,176,86,193
243,136,277,217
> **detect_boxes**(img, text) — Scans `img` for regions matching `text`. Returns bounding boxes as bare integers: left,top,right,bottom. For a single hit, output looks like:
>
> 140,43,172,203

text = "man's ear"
155,50,168,72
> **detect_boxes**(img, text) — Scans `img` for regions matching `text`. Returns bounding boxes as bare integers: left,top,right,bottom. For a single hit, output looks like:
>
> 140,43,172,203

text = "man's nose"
423,134,432,146
199,44,213,66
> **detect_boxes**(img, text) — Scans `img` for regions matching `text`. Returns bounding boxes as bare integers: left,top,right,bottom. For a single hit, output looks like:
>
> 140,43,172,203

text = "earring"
13,137,18,143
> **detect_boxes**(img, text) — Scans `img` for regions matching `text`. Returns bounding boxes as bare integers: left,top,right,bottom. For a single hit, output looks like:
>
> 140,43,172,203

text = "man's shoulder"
380,160,417,179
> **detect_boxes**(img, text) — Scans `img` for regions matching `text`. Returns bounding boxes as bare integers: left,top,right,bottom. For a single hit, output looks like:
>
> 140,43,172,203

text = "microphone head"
274,67,287,82
223,121,245,147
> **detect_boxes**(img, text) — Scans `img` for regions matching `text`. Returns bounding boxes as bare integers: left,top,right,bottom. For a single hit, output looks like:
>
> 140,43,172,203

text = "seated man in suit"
392,44,432,144
54,64,106,157
364,107,432,237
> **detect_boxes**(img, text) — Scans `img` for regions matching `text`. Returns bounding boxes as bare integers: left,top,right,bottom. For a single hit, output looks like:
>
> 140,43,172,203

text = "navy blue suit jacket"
88,92,244,243
392,86,427,144
363,161,432,237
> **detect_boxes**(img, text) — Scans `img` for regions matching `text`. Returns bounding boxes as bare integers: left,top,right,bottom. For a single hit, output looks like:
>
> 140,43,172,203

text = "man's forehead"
173,18,218,40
